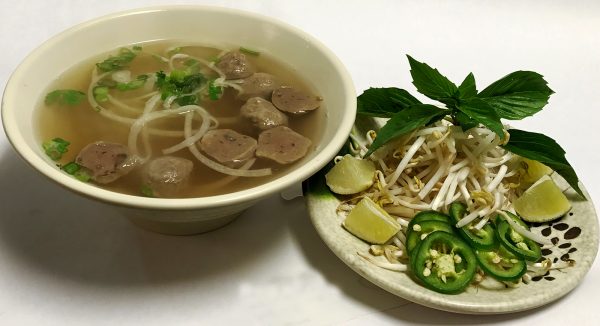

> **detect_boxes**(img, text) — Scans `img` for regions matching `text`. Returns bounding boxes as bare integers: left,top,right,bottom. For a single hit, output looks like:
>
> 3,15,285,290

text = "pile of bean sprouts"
337,119,573,288
86,47,271,178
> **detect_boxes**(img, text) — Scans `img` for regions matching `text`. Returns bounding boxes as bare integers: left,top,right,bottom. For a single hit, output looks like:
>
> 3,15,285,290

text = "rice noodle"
162,106,212,154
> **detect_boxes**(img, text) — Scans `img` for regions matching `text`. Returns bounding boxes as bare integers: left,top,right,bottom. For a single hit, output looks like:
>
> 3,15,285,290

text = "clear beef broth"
36,41,325,197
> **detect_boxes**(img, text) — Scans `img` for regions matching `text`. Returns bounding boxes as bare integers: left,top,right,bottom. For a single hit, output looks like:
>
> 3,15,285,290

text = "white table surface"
1,0,599,325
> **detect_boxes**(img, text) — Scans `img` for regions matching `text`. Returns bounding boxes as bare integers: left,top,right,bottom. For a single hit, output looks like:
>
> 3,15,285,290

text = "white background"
1,0,599,325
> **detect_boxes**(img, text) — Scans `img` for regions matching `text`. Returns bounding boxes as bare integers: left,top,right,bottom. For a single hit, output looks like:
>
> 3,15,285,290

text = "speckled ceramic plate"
303,118,599,314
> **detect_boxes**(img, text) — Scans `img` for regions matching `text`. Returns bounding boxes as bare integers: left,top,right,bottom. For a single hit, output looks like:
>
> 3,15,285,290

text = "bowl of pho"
1,6,356,235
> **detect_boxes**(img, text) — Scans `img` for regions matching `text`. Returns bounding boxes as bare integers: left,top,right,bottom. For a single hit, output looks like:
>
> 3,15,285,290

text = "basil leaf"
365,104,447,157
454,110,479,131
502,129,583,197
357,87,422,118
457,98,505,139
45,90,86,106
477,71,553,120
406,55,458,106
458,72,477,99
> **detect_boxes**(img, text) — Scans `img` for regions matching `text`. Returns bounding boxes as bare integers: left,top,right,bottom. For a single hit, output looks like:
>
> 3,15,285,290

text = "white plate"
303,118,599,314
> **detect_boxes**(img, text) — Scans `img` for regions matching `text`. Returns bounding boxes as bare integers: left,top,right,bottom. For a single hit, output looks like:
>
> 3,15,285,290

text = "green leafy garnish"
457,73,477,99
141,185,155,197
177,95,198,106
453,110,478,131
156,70,205,104
357,55,582,198
42,138,70,160
62,161,81,175
208,79,223,100
365,104,447,156
357,87,421,118
116,75,149,91
74,170,91,182
60,161,91,182
407,55,458,106
457,98,504,139
93,86,109,102
502,129,582,197
45,90,86,106
477,71,554,120
96,47,141,72
239,46,260,56
167,47,182,56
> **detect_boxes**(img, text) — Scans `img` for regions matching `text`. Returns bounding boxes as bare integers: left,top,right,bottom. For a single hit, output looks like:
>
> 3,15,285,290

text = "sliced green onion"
93,86,110,102
42,138,70,160
141,185,155,197
169,70,187,83
74,170,91,182
208,80,223,100
239,46,260,56
62,162,81,175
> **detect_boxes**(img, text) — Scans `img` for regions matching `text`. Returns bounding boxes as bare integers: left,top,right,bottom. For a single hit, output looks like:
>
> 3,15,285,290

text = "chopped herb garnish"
176,95,198,106
155,70,205,104
141,185,155,197
45,90,86,106
97,78,117,88
93,86,109,102
167,47,182,56
62,161,81,175
132,45,142,51
208,79,223,100
42,138,70,160
239,46,260,56
116,74,149,91
96,47,141,72
74,170,91,182
208,55,221,64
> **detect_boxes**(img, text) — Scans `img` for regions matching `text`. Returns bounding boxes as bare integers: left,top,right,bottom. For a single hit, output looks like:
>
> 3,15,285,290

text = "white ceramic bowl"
1,6,356,235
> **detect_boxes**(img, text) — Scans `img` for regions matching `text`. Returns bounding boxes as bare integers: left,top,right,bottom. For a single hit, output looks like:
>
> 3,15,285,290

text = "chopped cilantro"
116,74,149,91
155,70,205,104
176,95,198,106
96,47,141,72
45,90,86,106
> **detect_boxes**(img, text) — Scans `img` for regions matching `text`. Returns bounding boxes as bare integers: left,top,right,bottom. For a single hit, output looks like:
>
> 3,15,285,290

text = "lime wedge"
519,158,553,188
513,175,571,223
325,155,376,195
343,197,401,244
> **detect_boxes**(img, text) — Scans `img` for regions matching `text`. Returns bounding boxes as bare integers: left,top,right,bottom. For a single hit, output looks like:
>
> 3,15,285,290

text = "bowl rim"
1,5,356,210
